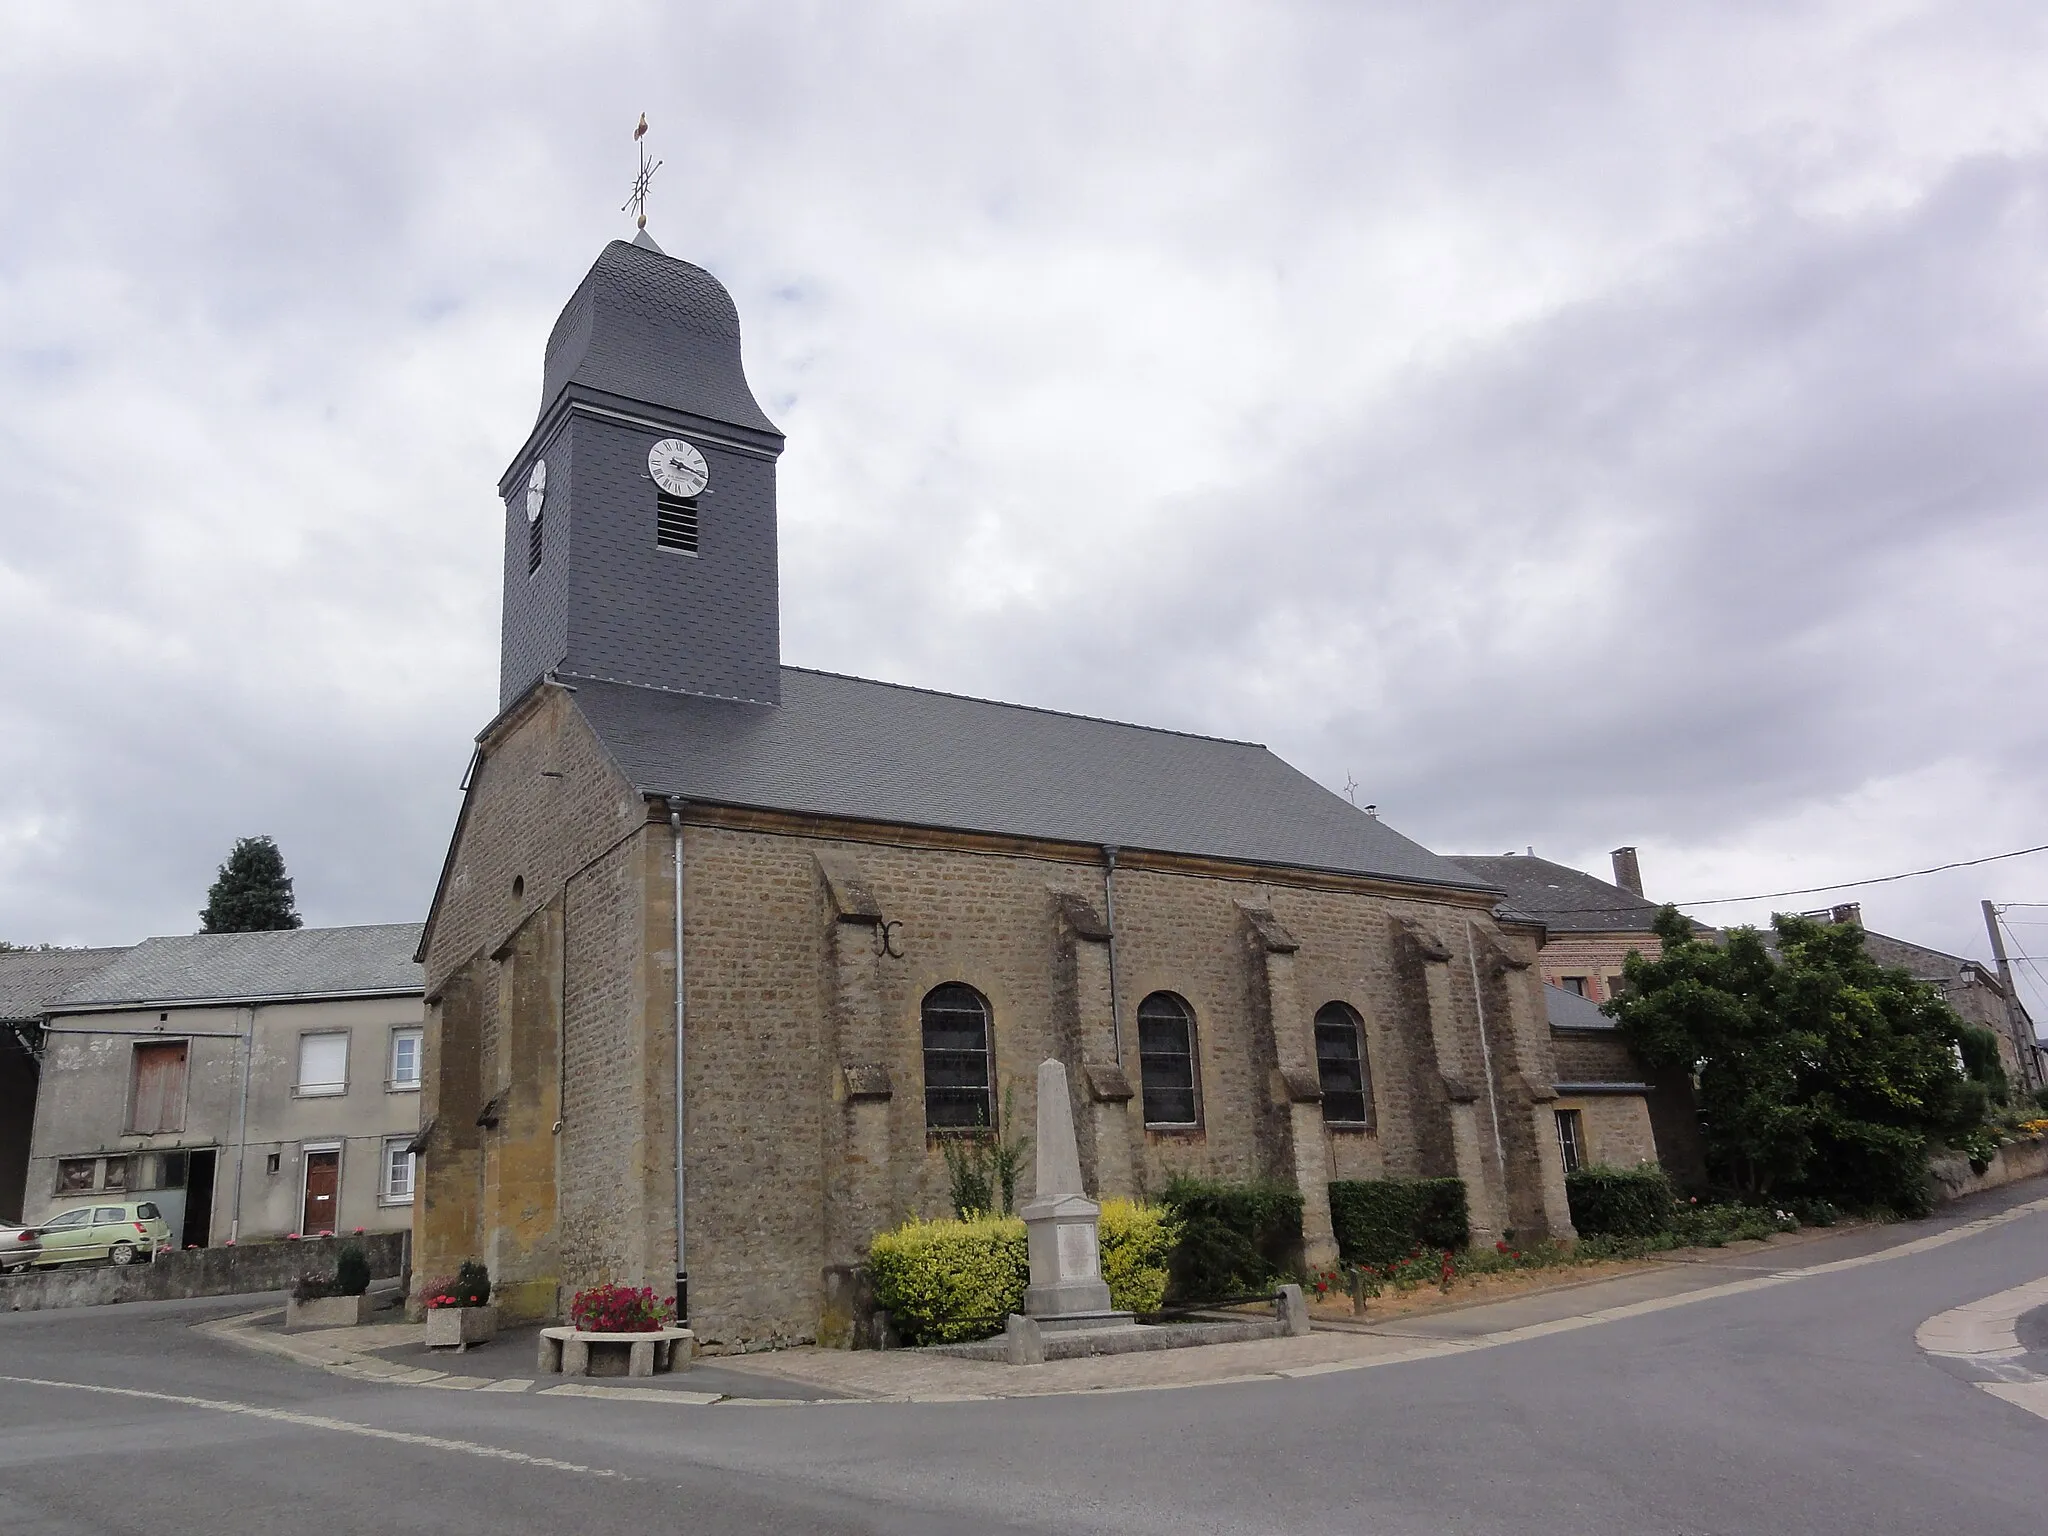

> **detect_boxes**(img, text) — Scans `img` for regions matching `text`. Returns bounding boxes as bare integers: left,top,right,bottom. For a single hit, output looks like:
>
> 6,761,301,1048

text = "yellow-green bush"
1098,1199,1177,1314
866,1201,1179,1342
867,1214,1026,1344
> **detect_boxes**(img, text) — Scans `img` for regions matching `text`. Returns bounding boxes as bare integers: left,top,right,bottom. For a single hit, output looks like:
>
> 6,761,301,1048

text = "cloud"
2,2,2045,1017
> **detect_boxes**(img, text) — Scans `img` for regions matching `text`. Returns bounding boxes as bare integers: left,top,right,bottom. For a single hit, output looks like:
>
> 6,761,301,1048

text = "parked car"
0,1222,41,1273
32,1202,173,1267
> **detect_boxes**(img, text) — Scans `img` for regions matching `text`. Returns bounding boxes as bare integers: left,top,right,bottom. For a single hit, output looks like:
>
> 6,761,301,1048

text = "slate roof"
0,947,130,1022
1446,855,1665,934
572,668,1497,893
539,239,780,437
1544,982,1617,1031
57,925,424,1010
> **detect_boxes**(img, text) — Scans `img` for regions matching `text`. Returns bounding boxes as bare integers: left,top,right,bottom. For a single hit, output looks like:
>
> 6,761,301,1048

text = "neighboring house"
1447,849,1707,1185
24,925,424,1247
1797,903,2042,1099
414,231,1591,1344
0,947,130,1222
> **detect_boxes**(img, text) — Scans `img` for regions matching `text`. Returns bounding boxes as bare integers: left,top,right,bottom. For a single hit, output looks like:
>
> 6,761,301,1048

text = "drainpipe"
667,798,688,1317
1102,846,1124,1066
1464,919,1507,1172
227,1004,256,1243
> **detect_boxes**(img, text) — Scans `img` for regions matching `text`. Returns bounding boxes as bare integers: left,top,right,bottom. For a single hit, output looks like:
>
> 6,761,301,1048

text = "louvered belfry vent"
656,492,699,554
528,511,544,574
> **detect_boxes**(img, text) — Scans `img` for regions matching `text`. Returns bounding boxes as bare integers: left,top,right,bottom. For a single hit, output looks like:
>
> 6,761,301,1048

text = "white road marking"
1980,1381,2048,1421
0,1373,626,1477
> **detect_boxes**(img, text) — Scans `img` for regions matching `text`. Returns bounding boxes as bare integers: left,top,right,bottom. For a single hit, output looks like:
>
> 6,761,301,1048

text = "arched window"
921,983,993,1129
1314,1001,1373,1127
1137,992,1200,1128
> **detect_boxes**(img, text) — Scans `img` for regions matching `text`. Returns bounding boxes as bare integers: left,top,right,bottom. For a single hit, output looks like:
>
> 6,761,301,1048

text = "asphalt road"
4,1186,2046,1535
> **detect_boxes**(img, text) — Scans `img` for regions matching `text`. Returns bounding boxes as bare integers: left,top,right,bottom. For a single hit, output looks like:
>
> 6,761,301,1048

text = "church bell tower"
496,230,785,710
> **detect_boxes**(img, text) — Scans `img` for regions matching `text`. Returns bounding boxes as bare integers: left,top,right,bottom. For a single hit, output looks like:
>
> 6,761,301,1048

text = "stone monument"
1019,1058,1130,1329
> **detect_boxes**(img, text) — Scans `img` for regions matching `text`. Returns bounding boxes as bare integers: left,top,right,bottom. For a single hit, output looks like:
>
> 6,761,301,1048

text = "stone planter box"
537,1325,695,1378
285,1293,373,1331
425,1304,498,1351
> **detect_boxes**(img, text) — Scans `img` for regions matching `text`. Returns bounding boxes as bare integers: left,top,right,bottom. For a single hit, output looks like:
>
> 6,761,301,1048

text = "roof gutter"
49,986,422,1017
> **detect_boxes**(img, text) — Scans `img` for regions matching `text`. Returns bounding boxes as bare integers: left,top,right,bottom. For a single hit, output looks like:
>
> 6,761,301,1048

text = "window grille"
1555,1108,1586,1174
657,492,699,553
1314,1002,1373,1126
921,983,993,1129
528,511,543,574
1137,992,1200,1127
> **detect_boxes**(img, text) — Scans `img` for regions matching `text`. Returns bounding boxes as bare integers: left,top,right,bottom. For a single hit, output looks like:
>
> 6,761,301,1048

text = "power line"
1672,842,2048,909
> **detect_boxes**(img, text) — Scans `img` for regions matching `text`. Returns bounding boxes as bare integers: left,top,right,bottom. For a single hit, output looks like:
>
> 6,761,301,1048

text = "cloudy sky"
3,3,2045,1015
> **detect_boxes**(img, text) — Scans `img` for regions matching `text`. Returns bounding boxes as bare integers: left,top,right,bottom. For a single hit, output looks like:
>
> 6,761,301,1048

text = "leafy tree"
200,836,303,933
1609,907,1989,1214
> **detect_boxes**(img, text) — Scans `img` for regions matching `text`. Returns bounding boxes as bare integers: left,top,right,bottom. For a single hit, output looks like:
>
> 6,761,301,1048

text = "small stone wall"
0,1231,408,1312
1930,1138,2048,1204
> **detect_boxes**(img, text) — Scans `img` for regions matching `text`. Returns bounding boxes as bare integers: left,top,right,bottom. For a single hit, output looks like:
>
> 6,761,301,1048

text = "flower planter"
537,1325,695,1378
285,1293,372,1331
424,1304,498,1351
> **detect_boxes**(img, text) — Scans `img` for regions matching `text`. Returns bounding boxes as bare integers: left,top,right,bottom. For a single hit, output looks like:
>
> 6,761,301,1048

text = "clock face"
525,459,547,524
648,438,708,498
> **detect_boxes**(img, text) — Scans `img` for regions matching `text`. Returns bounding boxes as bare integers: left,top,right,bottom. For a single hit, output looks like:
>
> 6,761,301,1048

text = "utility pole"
1982,901,2041,1095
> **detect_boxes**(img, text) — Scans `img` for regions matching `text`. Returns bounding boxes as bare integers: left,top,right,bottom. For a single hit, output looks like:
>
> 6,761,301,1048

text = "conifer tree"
199,836,303,933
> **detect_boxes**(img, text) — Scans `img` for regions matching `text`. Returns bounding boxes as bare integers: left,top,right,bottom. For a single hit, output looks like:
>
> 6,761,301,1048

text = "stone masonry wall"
669,823,1574,1346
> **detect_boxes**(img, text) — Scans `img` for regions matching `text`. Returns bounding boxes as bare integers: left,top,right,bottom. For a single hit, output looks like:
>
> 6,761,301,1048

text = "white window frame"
380,1137,416,1205
388,1027,423,1091
294,1031,350,1098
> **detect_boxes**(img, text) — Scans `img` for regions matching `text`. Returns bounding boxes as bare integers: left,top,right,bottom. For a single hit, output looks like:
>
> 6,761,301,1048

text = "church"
413,226,1604,1348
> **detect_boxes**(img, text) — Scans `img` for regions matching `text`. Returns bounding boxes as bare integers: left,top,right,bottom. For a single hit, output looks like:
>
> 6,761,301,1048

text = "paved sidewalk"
199,1182,2048,1407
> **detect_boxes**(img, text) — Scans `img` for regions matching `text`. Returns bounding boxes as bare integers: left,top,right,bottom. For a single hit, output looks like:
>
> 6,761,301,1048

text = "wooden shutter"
130,1042,188,1134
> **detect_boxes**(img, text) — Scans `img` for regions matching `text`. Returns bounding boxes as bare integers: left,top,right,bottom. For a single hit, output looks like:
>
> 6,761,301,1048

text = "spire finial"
624,113,661,231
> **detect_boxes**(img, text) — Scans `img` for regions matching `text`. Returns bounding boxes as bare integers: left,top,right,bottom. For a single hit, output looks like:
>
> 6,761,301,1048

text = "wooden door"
301,1150,340,1236
130,1042,189,1135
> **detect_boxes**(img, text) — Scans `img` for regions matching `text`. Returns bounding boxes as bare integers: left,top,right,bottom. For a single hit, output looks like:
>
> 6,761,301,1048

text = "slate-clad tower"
497,231,785,709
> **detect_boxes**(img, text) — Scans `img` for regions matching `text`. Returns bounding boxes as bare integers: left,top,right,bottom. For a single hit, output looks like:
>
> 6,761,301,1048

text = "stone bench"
537,1325,696,1378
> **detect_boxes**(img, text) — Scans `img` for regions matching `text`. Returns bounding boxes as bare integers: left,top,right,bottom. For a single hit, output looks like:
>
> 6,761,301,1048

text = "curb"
201,1193,2048,1410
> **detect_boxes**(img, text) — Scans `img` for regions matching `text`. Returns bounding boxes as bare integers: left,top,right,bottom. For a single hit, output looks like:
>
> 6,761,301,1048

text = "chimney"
1829,903,1862,928
1610,846,1643,897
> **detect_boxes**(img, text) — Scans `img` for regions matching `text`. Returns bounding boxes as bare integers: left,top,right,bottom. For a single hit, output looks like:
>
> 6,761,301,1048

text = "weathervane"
623,113,662,230
1342,773,1360,806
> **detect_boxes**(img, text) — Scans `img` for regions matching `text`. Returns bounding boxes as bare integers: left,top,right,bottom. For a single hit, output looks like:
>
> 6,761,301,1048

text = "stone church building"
414,230,1593,1347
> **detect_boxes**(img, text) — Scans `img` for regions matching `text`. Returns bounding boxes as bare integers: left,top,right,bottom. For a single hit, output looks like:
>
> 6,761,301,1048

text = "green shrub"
334,1242,372,1297
1099,1199,1177,1314
868,1214,1027,1345
453,1259,491,1308
866,1202,1179,1341
1327,1177,1469,1266
1158,1176,1304,1300
1564,1165,1675,1238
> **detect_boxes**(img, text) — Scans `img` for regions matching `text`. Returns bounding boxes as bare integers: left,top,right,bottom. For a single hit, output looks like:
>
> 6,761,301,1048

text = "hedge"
1327,1177,1469,1266
1157,1176,1304,1300
1098,1198,1178,1314
868,1213,1026,1345
1564,1165,1674,1238
866,1201,1178,1344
